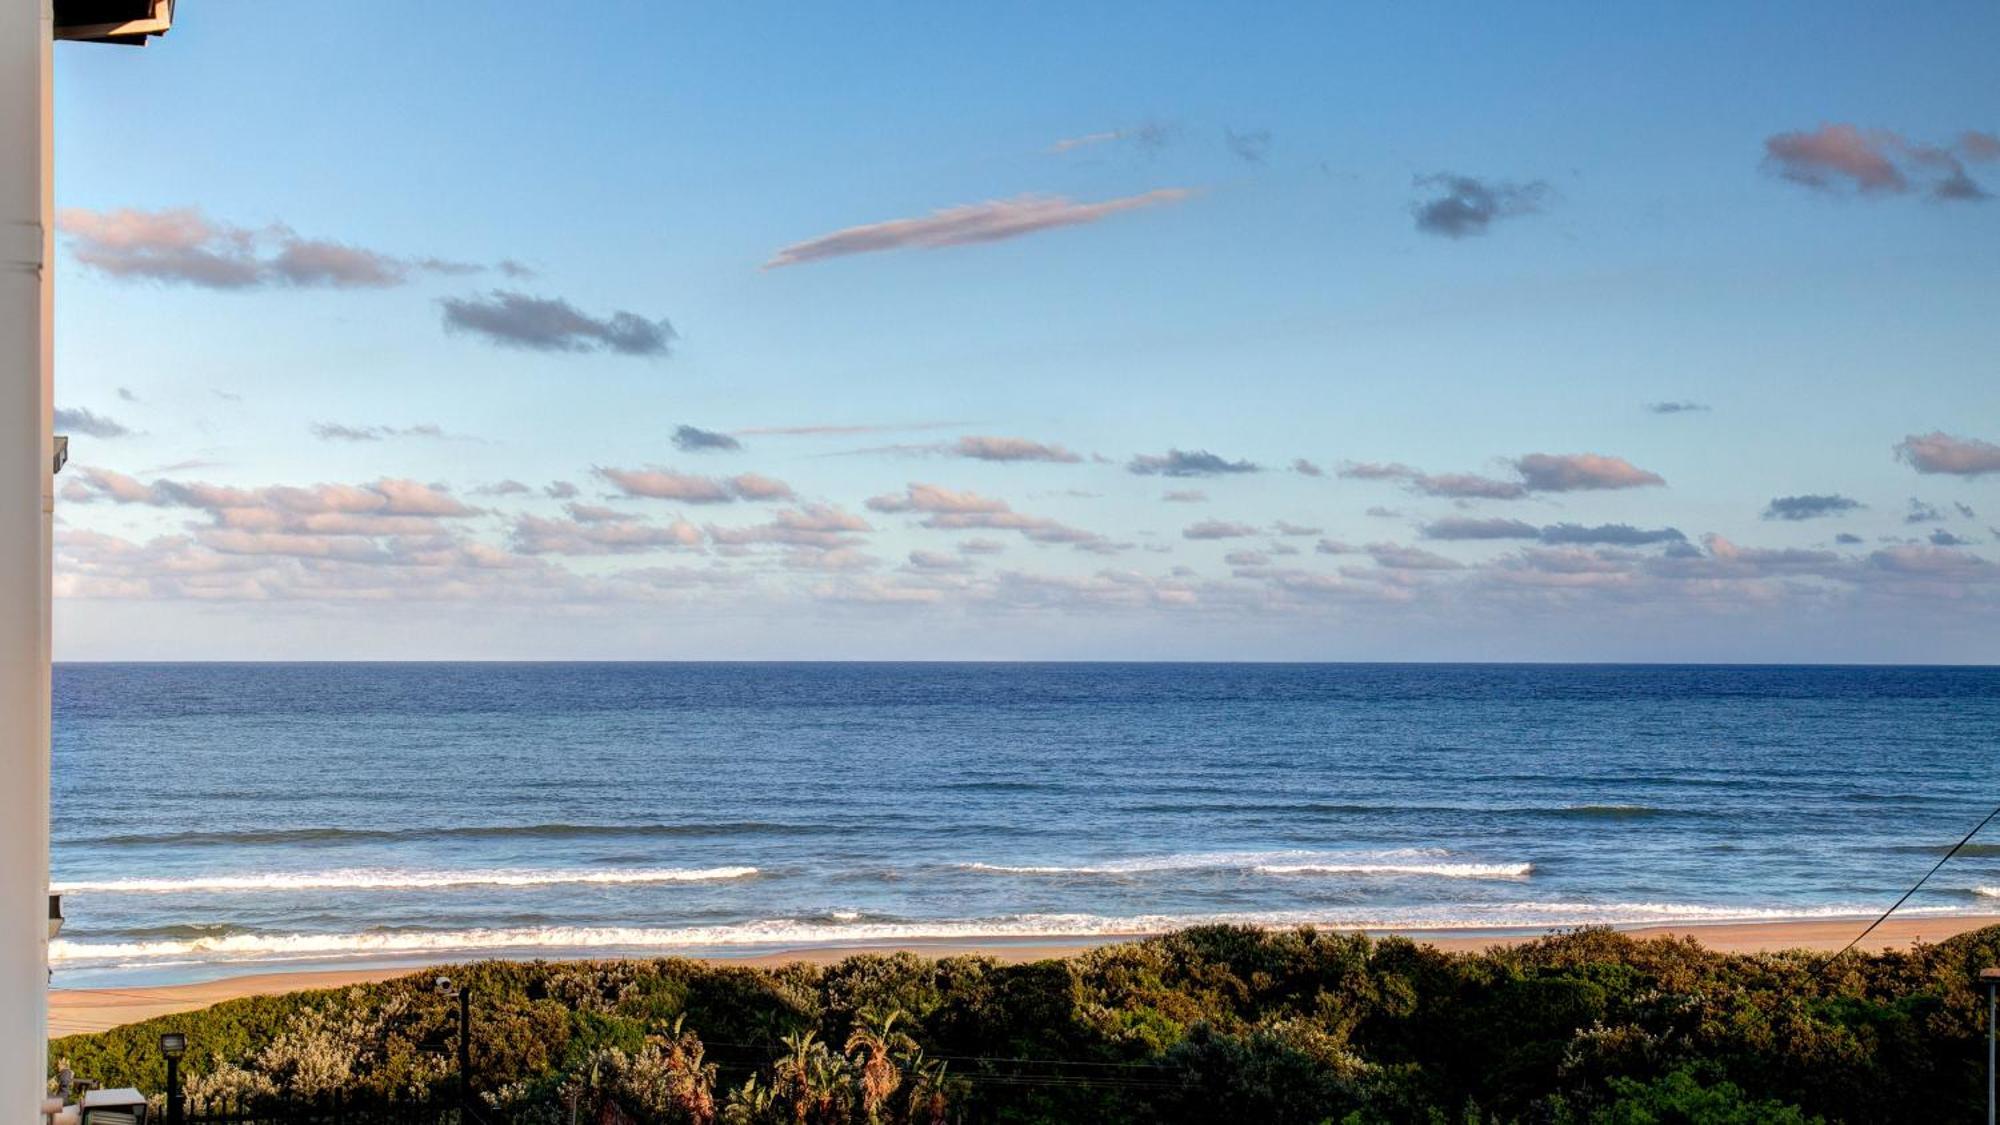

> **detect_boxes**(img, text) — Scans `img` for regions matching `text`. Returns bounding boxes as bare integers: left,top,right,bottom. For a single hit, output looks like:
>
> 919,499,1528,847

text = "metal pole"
0,1,55,1120
1988,979,1995,1125
166,1054,183,1125
459,988,472,1117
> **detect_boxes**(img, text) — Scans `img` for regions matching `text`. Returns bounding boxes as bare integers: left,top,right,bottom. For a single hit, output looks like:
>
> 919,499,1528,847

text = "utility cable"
1826,800,2000,969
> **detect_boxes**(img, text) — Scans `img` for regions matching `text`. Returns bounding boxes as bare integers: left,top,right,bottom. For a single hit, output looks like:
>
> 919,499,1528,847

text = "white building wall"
0,0,54,1117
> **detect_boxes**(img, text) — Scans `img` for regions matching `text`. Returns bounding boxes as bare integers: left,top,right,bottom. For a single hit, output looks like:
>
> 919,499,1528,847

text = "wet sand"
50,914,1999,1038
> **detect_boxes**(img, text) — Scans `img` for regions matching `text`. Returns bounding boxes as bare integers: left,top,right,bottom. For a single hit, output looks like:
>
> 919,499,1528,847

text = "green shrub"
50,924,2000,1124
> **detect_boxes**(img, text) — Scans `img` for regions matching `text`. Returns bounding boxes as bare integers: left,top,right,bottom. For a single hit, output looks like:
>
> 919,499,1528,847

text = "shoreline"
49,913,2000,1038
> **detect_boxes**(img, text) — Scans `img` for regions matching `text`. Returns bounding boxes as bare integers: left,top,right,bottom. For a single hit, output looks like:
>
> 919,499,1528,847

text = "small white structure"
77,1090,146,1125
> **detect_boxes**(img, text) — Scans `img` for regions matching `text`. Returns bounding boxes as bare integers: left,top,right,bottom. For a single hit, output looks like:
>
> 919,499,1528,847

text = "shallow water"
49,662,2000,985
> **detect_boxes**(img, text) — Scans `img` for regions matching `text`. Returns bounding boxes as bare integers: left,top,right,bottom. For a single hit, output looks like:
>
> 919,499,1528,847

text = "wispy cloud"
1538,523,1685,546
54,407,131,438
763,190,1192,269
1512,453,1664,492
735,420,975,437
55,207,496,289
310,422,460,442
1047,121,1179,156
1128,449,1261,477
673,425,742,453
1896,432,2000,476
1421,517,1540,540
510,512,703,556
596,467,794,504
1339,462,1526,500
1763,124,1993,202
1182,520,1259,540
441,291,676,356
951,435,1082,463
1763,494,1863,521
1647,401,1710,415
1224,127,1272,164
1422,517,1683,546
1345,452,1663,499
1411,174,1551,238
866,483,1112,550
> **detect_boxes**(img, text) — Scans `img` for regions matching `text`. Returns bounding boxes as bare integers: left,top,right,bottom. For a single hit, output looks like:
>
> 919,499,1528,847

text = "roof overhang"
53,0,173,45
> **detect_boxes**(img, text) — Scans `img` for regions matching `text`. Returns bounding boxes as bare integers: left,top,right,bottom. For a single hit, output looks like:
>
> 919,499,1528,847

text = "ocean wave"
1255,862,1533,878
1895,843,2000,858
50,902,1971,965
51,867,760,894
1972,887,2000,899
72,823,842,847
957,849,1529,880
1554,805,1663,819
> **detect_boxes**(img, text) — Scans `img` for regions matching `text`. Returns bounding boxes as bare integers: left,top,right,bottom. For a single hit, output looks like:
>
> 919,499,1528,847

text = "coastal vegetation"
52,923,2000,1123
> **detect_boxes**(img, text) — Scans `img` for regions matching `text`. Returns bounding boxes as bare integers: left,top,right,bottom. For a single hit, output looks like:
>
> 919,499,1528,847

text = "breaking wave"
959,849,1531,880
50,902,1969,965
51,867,760,894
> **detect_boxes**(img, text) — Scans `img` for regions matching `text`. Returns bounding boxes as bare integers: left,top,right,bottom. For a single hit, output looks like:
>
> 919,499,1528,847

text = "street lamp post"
160,1031,186,1125
1980,968,2000,1125
435,976,473,1116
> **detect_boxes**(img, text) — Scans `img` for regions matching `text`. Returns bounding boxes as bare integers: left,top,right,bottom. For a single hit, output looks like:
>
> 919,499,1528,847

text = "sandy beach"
48,914,2000,1038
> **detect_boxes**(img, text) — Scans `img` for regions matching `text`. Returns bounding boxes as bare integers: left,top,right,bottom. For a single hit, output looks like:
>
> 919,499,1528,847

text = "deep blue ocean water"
48,663,2000,985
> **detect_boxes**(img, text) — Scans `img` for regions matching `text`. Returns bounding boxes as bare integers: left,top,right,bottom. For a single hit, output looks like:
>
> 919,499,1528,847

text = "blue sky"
46,1,2000,660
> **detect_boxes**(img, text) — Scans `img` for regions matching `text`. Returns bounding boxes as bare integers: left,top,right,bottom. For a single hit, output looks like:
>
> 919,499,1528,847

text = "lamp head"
1979,967,2000,983
434,975,455,995
160,1032,187,1059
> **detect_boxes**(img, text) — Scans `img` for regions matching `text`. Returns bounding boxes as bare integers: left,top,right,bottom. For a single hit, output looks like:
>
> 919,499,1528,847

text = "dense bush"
52,923,2000,1123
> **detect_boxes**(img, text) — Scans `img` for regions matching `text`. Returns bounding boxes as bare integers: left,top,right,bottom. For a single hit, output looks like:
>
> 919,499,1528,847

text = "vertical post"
165,1053,183,1125
0,1,55,1122
1988,976,1995,1125
458,988,473,1118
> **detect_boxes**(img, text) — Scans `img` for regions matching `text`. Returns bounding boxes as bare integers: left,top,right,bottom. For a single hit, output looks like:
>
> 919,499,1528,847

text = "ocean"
48,662,2000,986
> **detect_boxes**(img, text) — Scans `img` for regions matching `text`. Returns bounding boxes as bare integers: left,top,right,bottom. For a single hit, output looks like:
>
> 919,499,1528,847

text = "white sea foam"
959,849,1526,880
1973,886,2000,899
49,867,760,894
50,902,1972,966
1255,862,1532,878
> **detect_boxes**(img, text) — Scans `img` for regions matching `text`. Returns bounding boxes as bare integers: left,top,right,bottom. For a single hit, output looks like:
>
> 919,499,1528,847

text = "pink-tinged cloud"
66,468,481,519
866,483,1010,515
952,435,1082,463
1513,453,1665,492
1763,125,1994,202
1764,125,1908,194
763,190,1192,269
1869,544,1994,577
1896,432,2000,477
266,235,406,287
510,513,702,556
1048,130,1121,154
706,505,873,552
1337,461,1527,500
55,207,491,289
729,472,796,501
866,483,1110,549
595,467,795,503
